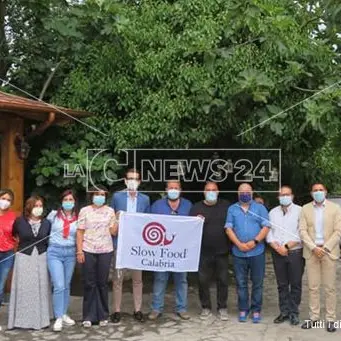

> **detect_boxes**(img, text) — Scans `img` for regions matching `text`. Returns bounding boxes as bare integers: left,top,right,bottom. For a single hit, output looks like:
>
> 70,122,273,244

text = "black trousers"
271,249,305,316
82,251,113,322
198,253,229,310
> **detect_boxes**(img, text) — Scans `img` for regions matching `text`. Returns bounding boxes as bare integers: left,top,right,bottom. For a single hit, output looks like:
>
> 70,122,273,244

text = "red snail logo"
142,222,175,246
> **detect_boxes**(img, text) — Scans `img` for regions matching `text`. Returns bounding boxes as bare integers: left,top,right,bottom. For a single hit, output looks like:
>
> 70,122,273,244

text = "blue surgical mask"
205,191,218,203
239,193,252,203
62,201,75,211
93,195,105,206
312,191,325,203
167,189,180,201
279,195,292,206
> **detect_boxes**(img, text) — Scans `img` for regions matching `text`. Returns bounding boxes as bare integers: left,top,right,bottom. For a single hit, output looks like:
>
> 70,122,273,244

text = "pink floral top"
78,205,116,254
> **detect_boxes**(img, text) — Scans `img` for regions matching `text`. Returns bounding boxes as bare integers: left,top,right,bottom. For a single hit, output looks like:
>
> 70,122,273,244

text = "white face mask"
32,207,43,217
126,179,139,191
0,199,10,210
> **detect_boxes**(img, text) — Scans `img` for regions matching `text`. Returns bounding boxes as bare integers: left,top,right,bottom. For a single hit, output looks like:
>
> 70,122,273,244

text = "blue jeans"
0,250,14,306
47,245,76,318
152,272,188,313
233,252,265,313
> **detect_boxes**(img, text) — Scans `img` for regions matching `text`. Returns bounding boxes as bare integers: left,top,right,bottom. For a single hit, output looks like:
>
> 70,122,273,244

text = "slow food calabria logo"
142,222,175,246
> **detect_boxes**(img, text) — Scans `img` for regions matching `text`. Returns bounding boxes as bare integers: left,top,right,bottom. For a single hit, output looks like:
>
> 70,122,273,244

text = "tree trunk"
0,0,9,82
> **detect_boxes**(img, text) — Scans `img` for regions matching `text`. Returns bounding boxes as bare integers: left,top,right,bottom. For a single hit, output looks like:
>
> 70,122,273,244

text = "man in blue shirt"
148,179,192,321
225,183,270,323
110,168,150,324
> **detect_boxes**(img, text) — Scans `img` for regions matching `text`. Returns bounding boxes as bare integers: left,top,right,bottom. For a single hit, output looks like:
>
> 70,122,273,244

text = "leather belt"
288,248,303,254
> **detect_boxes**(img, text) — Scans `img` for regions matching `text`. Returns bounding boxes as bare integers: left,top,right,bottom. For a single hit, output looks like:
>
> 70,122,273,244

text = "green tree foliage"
2,0,341,198
3,0,73,97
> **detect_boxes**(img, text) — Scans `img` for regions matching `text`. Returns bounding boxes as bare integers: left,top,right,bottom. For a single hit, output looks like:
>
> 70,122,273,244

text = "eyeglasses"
126,177,139,181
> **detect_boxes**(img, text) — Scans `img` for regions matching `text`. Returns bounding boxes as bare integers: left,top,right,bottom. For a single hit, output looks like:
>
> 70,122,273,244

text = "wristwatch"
254,239,259,245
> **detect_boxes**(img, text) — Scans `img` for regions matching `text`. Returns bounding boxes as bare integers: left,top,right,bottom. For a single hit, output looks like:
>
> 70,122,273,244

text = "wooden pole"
0,115,24,297
0,116,24,214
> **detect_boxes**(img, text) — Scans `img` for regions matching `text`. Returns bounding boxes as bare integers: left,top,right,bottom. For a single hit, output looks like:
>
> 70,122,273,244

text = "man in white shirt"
267,185,304,326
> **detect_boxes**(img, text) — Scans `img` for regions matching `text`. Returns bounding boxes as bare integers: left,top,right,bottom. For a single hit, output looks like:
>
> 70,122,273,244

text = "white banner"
116,212,204,272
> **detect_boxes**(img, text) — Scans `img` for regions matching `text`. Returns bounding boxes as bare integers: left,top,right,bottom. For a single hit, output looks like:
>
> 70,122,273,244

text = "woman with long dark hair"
47,189,78,332
8,196,52,330
77,186,117,328
0,189,16,332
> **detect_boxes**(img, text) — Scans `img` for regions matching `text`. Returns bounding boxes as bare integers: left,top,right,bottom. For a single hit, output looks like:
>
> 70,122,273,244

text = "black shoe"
289,314,300,326
110,312,121,324
134,311,145,323
301,319,318,329
274,314,289,324
327,321,336,333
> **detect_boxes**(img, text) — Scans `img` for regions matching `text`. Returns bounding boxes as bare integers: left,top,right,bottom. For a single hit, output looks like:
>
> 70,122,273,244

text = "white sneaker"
200,308,212,320
99,320,108,327
53,318,63,332
218,309,229,321
62,315,76,326
82,321,92,328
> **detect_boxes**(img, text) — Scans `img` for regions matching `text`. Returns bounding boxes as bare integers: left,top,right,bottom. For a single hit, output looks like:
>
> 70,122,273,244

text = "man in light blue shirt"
127,193,137,213
225,183,270,323
110,168,150,324
314,201,325,245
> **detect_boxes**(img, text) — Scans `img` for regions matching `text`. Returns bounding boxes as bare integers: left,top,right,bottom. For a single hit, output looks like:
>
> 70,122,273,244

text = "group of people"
0,168,340,334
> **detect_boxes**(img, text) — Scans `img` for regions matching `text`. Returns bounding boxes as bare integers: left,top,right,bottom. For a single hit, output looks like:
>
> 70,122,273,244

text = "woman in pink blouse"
76,186,117,328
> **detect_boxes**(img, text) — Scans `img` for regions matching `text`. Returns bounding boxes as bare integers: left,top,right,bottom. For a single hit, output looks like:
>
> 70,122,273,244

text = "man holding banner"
110,168,150,324
148,180,193,320
114,179,203,321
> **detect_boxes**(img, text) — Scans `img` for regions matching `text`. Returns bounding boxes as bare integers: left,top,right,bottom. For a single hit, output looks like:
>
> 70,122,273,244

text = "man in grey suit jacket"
110,168,150,324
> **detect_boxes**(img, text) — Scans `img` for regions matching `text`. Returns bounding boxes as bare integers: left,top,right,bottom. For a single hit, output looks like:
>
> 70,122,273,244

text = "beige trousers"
306,253,337,321
112,251,143,312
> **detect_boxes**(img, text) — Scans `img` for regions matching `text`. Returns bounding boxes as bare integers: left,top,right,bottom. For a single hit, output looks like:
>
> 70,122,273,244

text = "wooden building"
0,91,91,213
